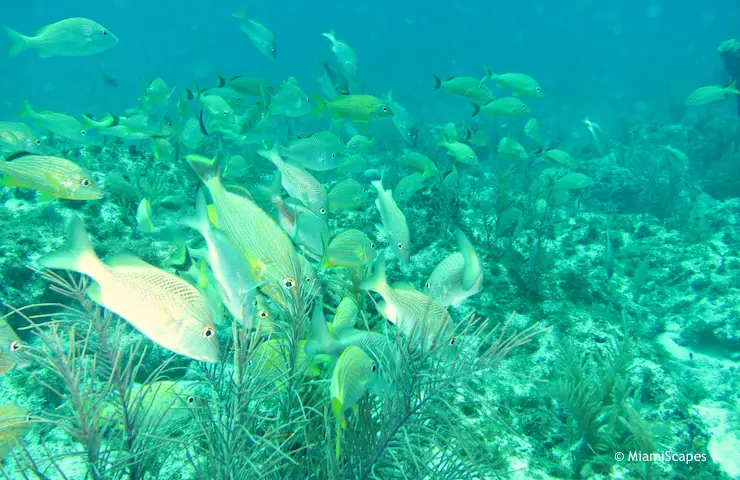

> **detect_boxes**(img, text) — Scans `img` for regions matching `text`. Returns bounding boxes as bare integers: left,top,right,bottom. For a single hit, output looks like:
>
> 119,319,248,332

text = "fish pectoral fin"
374,223,387,240
87,281,103,303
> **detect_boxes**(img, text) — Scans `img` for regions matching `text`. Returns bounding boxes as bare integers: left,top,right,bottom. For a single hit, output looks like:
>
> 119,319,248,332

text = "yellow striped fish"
102,380,196,430
187,154,313,309
39,216,220,363
252,294,276,335
0,151,102,201
0,404,31,462
20,101,89,142
250,339,320,382
330,297,358,337
331,346,376,430
328,178,365,212
0,318,29,375
322,229,375,269
361,253,453,347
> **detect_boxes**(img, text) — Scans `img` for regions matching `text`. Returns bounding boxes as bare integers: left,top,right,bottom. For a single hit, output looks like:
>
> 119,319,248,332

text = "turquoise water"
1,2,740,479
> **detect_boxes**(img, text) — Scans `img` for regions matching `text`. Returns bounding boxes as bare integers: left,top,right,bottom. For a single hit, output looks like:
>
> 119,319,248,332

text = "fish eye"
187,396,195,404
25,413,33,422
223,111,228,116
259,310,268,318
237,96,242,102
401,155,407,160
102,31,108,36
331,153,336,158
397,242,403,250
469,156,474,160
282,277,296,289
369,242,375,249
34,139,41,146
449,336,456,346
81,178,92,187
202,326,215,338
253,298,259,307
306,97,311,103
81,130,87,136
521,105,526,109
319,208,326,214
247,359,254,367
381,106,388,113
9,340,21,351
305,276,313,283
536,87,541,92
370,363,377,372
425,282,431,289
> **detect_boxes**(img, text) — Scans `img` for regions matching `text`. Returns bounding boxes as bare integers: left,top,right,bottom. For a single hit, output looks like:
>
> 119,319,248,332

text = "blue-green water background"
2,0,739,125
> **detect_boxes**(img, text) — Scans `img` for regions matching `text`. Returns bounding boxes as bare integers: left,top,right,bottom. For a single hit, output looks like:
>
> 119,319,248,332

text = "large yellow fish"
39,216,220,363
3,18,118,57
0,151,102,201
187,154,313,309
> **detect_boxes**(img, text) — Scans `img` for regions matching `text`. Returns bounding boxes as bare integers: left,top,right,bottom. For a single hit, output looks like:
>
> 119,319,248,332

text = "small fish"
0,122,45,153
0,318,30,375
136,198,154,233
200,87,244,109
386,90,419,145
361,253,453,347
441,165,459,192
323,229,376,269
437,138,478,165
346,135,375,153
3,18,118,57
473,97,531,117
39,216,220,363
319,58,351,95
484,67,544,98
466,128,488,147
20,101,89,142
258,144,329,220
372,180,411,263
524,118,542,146
396,150,438,176
328,178,365,212
181,191,263,329
497,137,528,161
337,153,366,174
312,94,393,122
330,297,359,337
187,154,309,309
394,169,432,203
99,63,117,87
554,172,594,190
280,131,343,172
179,115,208,149
424,229,483,307
252,294,276,335
685,80,740,106
664,145,689,168
331,346,376,430
433,75,495,103
322,31,359,79
0,151,102,201
542,149,577,169
228,76,272,97
198,93,237,127
153,138,176,165
233,9,276,60
269,79,311,117
0,404,32,462
104,380,197,429
144,78,175,107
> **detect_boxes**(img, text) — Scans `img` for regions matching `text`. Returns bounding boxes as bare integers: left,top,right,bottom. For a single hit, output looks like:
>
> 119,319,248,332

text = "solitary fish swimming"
3,18,118,57
39,216,220,363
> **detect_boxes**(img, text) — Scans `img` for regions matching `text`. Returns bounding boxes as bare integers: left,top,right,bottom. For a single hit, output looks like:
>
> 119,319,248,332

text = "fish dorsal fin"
224,184,254,201
391,281,418,292
106,253,156,269
4,151,34,162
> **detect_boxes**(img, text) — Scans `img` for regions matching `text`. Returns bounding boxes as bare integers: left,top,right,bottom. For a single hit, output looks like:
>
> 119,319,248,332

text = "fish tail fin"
19,100,33,118
215,74,226,88
186,154,220,186
180,190,211,236
433,75,442,90
3,26,29,57
256,139,283,167
39,215,103,279
471,103,481,117
311,93,328,115
305,301,337,358
728,79,740,95
322,30,336,42
482,65,494,82
232,8,247,20
359,252,388,293
455,228,481,290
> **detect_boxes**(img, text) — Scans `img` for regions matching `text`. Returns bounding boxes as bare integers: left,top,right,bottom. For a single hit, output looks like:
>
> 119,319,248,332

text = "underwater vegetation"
0,6,740,480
